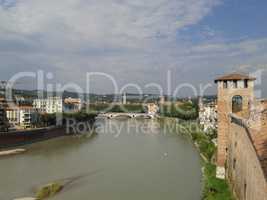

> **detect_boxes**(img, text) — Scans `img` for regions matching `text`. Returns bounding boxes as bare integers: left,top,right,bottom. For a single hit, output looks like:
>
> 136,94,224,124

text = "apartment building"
6,106,38,129
33,97,63,114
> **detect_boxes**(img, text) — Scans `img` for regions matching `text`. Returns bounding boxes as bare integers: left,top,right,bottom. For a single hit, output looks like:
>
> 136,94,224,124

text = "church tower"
214,73,256,178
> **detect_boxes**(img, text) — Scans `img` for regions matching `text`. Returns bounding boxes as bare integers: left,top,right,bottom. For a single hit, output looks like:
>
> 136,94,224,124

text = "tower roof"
215,73,256,83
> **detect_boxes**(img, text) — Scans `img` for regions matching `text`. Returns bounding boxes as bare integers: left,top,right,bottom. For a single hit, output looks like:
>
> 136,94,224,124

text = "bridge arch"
99,112,155,119
110,114,133,119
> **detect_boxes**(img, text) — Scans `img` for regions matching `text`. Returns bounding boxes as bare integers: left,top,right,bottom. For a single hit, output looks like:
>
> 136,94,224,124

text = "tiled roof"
215,73,256,82
64,99,81,104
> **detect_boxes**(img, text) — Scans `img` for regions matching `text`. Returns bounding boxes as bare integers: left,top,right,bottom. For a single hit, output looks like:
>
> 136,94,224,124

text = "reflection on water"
0,119,202,200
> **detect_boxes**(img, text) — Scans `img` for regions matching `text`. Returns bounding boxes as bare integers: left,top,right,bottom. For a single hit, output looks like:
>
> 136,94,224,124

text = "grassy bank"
158,118,234,200
202,163,234,200
186,128,234,200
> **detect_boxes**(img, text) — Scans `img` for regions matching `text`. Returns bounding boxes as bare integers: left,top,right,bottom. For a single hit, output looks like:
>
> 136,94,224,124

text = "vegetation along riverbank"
158,115,235,200
191,129,235,200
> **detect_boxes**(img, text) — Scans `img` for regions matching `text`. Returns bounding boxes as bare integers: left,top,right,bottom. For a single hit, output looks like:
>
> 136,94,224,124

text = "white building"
199,98,218,132
6,106,38,128
33,97,63,114
147,103,159,115
64,97,82,113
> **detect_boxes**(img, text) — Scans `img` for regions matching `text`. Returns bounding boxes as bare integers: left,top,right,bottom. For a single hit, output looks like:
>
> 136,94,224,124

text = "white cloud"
1,0,267,94
0,0,220,47
189,38,267,56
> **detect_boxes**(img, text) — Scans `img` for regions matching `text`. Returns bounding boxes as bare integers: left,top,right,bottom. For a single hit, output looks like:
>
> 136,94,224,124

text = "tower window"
223,81,228,88
232,95,243,113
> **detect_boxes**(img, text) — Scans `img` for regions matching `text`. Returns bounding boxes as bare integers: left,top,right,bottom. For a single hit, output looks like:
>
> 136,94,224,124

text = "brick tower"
214,73,256,179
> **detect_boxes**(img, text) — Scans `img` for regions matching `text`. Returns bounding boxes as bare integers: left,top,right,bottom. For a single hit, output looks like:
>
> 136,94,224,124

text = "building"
215,73,255,176
199,97,218,132
215,73,267,200
146,103,159,115
33,97,63,114
0,105,9,132
6,106,38,129
33,97,82,114
122,93,127,105
64,97,82,113
0,98,9,132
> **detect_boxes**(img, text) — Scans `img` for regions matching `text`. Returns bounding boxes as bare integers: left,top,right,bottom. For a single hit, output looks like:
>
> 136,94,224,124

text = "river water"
0,119,202,200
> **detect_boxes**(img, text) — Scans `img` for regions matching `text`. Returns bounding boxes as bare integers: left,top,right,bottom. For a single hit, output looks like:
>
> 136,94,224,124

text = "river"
0,119,202,200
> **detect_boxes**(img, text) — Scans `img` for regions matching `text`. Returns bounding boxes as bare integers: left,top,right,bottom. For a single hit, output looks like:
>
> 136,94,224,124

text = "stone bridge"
97,112,155,119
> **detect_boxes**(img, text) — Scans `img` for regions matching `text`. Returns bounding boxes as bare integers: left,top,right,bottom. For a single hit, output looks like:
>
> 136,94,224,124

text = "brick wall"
227,115,267,200
217,81,254,167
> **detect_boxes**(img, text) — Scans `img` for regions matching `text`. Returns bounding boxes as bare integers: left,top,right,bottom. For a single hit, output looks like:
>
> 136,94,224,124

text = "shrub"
202,163,234,200
191,131,216,161
159,103,198,120
36,183,63,199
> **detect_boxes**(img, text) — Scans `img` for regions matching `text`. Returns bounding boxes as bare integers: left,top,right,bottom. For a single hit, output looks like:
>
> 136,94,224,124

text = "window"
244,182,247,200
244,80,248,88
223,81,228,88
233,158,237,169
233,80,238,88
232,95,243,113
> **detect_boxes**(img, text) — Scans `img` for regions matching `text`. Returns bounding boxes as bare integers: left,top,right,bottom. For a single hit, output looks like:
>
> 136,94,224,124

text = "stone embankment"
0,149,26,156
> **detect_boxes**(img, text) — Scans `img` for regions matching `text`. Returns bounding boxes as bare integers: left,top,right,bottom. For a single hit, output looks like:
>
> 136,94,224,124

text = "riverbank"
158,117,234,200
0,127,67,150
190,131,234,200
0,148,26,156
0,113,97,150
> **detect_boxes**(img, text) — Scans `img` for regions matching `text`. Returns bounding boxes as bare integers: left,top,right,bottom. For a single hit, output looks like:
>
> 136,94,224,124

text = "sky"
0,0,267,96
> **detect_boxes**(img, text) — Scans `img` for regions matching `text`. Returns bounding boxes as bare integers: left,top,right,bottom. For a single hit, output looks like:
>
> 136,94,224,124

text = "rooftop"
6,105,34,111
64,97,81,104
215,73,256,83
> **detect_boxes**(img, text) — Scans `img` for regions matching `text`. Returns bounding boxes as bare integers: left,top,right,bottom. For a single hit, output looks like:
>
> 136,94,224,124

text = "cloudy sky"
0,0,267,96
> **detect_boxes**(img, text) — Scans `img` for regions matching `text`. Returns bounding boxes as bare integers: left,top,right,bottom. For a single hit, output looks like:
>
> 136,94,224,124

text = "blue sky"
0,0,267,96
179,0,267,44
200,0,267,39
